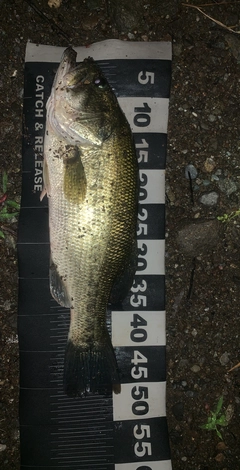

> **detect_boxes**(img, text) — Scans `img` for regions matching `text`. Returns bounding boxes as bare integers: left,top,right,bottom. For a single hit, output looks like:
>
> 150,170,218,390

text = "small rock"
185,164,198,179
215,453,225,463
178,358,189,369
86,0,102,9
218,178,237,196
219,352,230,366
82,14,100,31
177,219,219,257
7,313,18,329
172,402,184,421
200,121,209,130
169,429,182,444
204,156,216,173
166,184,176,203
48,0,62,7
200,191,219,206
216,441,227,451
3,300,11,311
225,35,240,62
108,0,144,31
226,404,234,423
209,138,218,150
0,444,6,452
191,364,200,373
173,43,182,57
208,114,216,122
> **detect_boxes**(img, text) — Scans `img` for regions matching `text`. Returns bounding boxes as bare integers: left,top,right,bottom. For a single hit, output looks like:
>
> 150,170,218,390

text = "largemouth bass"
42,47,138,396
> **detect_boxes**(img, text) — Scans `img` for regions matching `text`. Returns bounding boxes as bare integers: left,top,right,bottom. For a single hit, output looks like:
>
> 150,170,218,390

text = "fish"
42,47,138,396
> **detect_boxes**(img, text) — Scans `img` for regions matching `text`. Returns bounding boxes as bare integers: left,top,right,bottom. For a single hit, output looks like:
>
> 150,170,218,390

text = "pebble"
48,0,62,6
177,220,219,257
173,43,182,57
0,444,6,452
225,35,240,61
200,121,209,130
200,191,219,206
226,404,234,423
208,114,216,122
215,453,225,462
216,441,227,451
82,14,100,31
185,164,198,179
211,174,219,181
209,138,218,150
178,358,189,369
3,300,11,311
172,402,184,421
218,178,237,196
219,352,230,366
191,364,200,372
204,156,216,173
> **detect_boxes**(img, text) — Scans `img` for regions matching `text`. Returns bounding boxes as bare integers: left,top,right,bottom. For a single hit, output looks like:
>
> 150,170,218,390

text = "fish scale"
43,48,138,396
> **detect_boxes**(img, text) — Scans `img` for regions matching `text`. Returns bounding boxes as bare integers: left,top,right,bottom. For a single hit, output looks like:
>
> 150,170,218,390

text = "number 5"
138,71,155,85
133,424,150,439
134,441,152,457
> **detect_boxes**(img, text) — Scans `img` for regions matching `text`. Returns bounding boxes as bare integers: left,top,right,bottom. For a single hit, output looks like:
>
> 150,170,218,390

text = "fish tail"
63,335,121,397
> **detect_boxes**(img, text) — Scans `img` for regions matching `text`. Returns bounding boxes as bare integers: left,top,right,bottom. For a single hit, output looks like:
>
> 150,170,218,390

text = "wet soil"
0,0,240,469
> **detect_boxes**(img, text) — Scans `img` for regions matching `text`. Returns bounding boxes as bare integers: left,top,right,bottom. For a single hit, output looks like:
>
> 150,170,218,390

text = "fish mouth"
54,47,77,87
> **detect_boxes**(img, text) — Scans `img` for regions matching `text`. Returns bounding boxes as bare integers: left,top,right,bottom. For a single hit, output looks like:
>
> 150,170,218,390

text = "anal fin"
50,258,71,308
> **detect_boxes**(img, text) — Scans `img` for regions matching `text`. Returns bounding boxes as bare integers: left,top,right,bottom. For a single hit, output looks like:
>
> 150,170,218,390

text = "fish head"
47,48,122,148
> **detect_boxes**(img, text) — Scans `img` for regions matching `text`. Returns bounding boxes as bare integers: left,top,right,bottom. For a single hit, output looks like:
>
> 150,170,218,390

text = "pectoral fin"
50,258,71,308
40,158,50,201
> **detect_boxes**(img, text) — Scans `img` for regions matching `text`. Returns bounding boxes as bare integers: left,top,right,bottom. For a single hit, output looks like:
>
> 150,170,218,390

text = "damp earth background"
0,0,240,469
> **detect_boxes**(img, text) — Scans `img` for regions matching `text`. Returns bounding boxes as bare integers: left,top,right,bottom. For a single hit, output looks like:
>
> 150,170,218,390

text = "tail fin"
63,338,121,397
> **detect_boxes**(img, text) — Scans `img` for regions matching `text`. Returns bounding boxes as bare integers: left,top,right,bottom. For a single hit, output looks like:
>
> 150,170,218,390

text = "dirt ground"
0,0,240,469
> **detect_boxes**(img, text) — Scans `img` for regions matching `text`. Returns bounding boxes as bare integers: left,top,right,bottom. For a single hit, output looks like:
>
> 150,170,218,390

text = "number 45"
133,424,152,457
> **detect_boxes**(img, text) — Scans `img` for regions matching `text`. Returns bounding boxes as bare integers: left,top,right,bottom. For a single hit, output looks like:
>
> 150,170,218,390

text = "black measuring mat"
18,40,172,470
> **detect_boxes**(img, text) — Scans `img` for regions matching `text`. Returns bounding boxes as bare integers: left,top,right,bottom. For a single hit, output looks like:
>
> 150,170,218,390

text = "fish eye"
94,77,108,89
